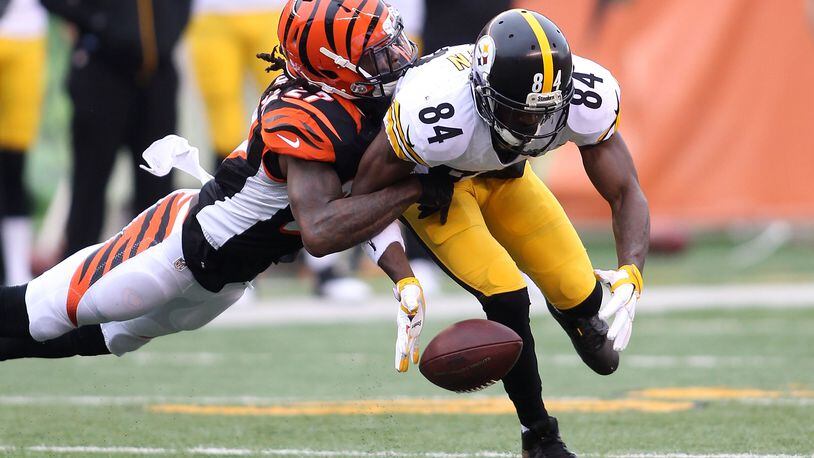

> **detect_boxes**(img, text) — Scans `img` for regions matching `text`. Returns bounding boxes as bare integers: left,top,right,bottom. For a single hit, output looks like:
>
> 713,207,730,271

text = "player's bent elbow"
300,230,338,258
611,180,648,212
300,218,355,257
631,185,649,213
301,234,329,258
304,244,330,258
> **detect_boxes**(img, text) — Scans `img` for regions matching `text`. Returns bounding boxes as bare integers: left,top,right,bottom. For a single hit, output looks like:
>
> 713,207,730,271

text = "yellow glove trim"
611,264,643,295
396,276,422,292
396,277,424,316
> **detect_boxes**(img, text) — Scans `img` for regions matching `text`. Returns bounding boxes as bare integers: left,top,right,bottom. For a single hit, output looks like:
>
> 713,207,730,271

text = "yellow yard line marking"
147,386,814,418
631,387,787,400
148,398,693,417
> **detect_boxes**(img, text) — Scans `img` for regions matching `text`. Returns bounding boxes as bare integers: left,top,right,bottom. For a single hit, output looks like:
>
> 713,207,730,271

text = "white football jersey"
384,45,621,175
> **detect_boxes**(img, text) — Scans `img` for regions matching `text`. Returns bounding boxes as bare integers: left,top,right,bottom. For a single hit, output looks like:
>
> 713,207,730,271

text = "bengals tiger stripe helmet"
277,0,418,99
472,9,574,156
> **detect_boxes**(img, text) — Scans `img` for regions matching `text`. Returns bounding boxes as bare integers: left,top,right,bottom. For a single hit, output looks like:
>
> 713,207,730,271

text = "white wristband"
363,221,405,265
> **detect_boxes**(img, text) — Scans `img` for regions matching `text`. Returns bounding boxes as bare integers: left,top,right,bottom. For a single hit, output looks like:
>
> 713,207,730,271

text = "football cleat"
521,416,576,458
547,302,619,375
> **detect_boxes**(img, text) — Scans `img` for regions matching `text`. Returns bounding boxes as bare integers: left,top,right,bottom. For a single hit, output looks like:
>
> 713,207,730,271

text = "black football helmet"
471,9,574,156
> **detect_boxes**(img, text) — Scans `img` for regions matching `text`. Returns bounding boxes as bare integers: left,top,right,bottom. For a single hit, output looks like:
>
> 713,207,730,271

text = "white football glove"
394,277,426,372
594,264,643,352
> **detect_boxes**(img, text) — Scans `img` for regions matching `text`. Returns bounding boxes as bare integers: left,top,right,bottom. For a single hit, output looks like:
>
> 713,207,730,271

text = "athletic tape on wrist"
362,221,405,265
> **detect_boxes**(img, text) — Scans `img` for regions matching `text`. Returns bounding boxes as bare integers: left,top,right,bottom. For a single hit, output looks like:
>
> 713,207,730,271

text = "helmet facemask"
351,20,418,98
473,71,573,156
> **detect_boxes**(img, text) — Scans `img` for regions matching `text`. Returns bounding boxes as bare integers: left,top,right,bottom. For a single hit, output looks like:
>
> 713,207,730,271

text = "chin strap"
319,47,371,78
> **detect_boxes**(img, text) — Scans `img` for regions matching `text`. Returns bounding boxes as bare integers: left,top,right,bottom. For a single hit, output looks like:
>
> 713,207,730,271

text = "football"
419,319,523,393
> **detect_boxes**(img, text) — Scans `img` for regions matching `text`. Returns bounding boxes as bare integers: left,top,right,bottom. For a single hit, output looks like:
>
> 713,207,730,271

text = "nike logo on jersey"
277,134,300,148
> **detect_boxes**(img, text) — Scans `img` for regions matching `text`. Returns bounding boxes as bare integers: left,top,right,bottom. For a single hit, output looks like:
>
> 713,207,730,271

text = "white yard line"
4,446,517,457
1,446,809,457
65,351,803,369
27,446,172,455
1,392,811,409
212,283,814,327
0,394,306,406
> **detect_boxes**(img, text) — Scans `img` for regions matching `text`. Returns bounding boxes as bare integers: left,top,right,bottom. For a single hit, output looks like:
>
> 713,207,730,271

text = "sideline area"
211,282,814,327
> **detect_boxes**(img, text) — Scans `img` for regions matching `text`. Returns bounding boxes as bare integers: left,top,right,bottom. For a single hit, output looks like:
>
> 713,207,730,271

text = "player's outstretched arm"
580,132,649,351
285,155,421,257
579,132,649,271
352,129,439,372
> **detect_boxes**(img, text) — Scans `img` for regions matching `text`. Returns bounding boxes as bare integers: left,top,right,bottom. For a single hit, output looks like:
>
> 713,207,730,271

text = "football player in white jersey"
353,9,649,458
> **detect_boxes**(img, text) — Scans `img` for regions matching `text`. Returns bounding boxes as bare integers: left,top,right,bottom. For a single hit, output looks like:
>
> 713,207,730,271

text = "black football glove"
416,172,455,225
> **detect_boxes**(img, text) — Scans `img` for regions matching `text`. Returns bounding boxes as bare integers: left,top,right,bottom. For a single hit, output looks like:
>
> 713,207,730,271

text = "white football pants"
24,190,246,356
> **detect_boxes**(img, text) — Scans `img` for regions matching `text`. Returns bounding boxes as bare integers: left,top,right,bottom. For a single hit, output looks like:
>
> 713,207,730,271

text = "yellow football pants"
0,37,45,150
188,11,282,156
403,163,596,310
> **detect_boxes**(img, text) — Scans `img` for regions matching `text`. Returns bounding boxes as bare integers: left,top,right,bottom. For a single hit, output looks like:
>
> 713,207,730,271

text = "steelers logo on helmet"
470,9,574,156
474,35,496,75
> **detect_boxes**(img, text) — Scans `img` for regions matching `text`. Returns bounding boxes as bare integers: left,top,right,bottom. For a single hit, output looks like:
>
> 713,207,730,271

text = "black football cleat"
522,416,576,458
547,302,619,375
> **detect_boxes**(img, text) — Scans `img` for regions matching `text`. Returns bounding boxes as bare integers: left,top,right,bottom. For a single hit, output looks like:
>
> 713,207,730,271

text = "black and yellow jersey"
182,76,385,292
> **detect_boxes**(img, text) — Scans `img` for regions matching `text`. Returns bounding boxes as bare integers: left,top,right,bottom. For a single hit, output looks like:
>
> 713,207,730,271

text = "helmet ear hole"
322,70,338,79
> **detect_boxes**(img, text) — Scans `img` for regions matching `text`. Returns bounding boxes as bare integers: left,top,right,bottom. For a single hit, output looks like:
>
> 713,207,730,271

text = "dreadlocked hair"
256,45,287,74
255,45,322,121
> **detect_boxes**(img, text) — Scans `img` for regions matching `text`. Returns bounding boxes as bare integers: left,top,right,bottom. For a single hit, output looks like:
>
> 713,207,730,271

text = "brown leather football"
419,319,523,393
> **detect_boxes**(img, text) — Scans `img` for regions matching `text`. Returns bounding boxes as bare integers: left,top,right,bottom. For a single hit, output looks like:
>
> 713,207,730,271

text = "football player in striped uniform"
0,0,439,366
352,9,649,457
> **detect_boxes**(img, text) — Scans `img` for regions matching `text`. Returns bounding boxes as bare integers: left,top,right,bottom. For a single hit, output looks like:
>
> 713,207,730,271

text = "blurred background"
3,0,813,300
1,0,813,455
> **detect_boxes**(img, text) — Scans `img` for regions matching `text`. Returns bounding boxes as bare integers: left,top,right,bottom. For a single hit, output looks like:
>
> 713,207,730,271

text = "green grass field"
10,20,812,458
1,305,813,457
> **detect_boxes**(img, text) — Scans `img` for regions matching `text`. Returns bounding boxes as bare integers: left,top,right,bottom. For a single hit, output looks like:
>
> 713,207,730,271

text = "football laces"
454,379,498,394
